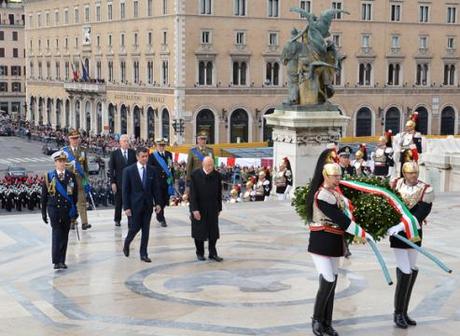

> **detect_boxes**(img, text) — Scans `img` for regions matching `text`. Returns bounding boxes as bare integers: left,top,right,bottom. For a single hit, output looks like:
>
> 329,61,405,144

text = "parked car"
41,139,60,155
88,158,100,175
7,166,27,177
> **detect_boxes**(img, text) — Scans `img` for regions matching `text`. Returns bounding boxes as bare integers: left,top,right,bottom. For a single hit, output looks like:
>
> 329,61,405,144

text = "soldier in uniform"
305,149,374,336
186,131,214,184
41,151,79,270
386,161,434,329
62,129,92,230
148,138,175,227
393,112,423,177
337,146,356,177
352,144,370,177
372,131,394,177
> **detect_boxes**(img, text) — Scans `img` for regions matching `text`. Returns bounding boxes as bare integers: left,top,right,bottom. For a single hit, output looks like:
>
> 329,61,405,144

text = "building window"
361,2,372,21
120,61,126,82
391,3,401,21
56,38,59,49
37,13,41,27
64,9,68,24
96,61,101,79
134,0,139,17
148,32,153,45
108,61,114,81
148,0,153,16
419,36,427,49
267,0,279,17
96,5,101,21
108,2,113,20
74,7,79,23
147,61,154,83
75,37,78,48
0,82,7,92
265,61,280,86
55,10,59,25
46,12,50,26
121,33,125,48
200,0,212,15
108,34,112,47
232,61,247,85
416,63,429,86
201,31,211,44
333,66,342,86
0,48,4,58
0,66,7,76
120,1,126,19
13,48,18,58
234,0,247,16
356,107,372,136
162,60,169,85
133,61,140,83
84,6,90,22
30,62,34,78
387,63,400,86
96,35,100,48
12,31,18,41
236,31,245,45
332,34,341,47
0,32,3,41
11,66,21,76
332,2,342,18
444,64,456,86
163,31,167,45
447,7,457,24
28,15,33,28
358,63,372,86
38,62,42,79
65,61,69,80
134,32,138,47
419,5,429,23
198,60,213,85
163,0,168,15
268,32,278,46
447,37,455,49
46,62,51,79
362,34,370,48
391,35,400,48
55,62,60,79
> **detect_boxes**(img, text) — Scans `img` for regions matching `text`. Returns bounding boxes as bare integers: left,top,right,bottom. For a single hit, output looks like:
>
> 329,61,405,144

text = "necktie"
124,150,128,162
142,166,147,189
58,172,64,180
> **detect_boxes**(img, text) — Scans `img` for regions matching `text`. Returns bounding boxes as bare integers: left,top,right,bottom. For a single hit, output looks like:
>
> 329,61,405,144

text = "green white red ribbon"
339,180,420,242
340,193,366,242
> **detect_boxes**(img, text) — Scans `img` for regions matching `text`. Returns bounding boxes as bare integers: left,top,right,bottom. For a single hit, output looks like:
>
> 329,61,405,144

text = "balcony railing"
64,81,106,94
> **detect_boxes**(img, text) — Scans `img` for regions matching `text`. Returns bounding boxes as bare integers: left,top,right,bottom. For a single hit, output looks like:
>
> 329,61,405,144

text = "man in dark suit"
109,134,136,226
41,150,79,270
190,156,223,262
122,147,162,262
148,138,174,227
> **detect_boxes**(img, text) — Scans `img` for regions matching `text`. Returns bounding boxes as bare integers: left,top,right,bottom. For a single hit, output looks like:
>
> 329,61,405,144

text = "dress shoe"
53,264,60,269
115,221,121,227
123,246,129,257
70,223,76,230
140,256,152,263
61,263,68,269
209,255,223,262
196,254,206,261
160,221,167,227
82,223,92,230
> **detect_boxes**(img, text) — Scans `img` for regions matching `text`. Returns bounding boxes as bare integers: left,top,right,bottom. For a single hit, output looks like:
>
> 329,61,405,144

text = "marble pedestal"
265,104,350,187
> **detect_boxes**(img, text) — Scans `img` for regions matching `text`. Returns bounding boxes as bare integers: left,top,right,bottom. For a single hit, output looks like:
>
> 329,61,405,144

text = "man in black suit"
122,147,162,262
148,138,174,227
190,156,223,262
41,150,79,270
109,134,136,226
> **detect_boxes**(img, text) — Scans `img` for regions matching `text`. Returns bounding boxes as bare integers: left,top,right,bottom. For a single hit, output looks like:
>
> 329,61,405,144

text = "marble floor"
0,194,459,336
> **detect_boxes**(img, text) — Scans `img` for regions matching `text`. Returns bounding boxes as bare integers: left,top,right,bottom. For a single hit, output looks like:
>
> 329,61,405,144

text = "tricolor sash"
62,146,91,194
48,170,77,218
191,147,206,162
153,151,175,196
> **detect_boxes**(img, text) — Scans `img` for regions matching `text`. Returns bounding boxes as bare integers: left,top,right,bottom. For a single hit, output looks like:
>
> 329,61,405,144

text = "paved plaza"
0,195,459,335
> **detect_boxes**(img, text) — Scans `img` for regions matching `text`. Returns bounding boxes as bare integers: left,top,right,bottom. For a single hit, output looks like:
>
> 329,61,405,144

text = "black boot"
394,268,411,329
312,275,335,336
403,269,418,326
323,275,339,336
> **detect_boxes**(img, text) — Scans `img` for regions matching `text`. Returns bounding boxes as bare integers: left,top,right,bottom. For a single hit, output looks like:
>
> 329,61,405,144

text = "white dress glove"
387,222,405,236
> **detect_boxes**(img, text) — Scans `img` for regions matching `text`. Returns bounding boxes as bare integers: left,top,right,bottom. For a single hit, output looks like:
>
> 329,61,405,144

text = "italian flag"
339,180,420,242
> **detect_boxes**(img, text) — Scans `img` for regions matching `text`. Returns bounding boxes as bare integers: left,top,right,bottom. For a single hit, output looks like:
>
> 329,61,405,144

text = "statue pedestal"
265,105,350,187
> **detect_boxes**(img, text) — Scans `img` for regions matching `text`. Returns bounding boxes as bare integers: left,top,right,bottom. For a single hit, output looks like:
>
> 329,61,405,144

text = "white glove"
387,222,405,236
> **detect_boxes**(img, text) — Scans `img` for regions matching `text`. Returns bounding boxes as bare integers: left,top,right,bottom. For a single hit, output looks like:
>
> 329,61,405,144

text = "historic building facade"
0,0,25,119
25,0,460,144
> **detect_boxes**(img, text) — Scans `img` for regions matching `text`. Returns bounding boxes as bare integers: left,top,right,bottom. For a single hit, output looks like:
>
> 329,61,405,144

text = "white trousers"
393,248,418,274
311,253,339,282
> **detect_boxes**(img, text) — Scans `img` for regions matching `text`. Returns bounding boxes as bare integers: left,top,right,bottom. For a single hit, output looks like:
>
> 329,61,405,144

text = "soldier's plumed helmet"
402,161,419,174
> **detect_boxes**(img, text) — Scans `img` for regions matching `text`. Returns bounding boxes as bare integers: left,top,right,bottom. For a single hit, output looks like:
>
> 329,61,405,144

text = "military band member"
372,131,394,177
148,138,175,227
186,131,214,183
41,151,79,270
62,129,91,230
306,149,374,336
386,161,434,329
393,112,423,177
337,146,356,177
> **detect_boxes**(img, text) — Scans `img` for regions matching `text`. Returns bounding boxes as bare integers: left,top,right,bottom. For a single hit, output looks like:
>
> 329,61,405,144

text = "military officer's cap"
155,138,167,145
337,146,353,158
68,129,80,138
51,150,68,161
197,130,208,139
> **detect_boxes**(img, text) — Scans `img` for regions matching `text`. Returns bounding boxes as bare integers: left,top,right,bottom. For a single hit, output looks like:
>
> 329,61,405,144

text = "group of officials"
41,129,223,269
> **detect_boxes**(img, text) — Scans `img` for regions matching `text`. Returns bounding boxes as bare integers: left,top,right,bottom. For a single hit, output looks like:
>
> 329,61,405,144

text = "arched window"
147,107,155,140
96,102,102,134
133,106,141,139
198,61,213,85
46,98,52,125
56,99,62,128
120,104,127,134
385,107,401,133
441,106,455,135
75,100,81,129
263,108,275,142
38,98,44,125
196,109,215,144
414,106,429,135
355,107,372,136
65,99,70,127
162,108,170,141
85,101,91,131
230,108,249,143
232,61,247,85
265,62,280,86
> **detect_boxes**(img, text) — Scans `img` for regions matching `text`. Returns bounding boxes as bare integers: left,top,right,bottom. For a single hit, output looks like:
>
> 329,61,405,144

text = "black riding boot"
403,269,418,326
312,275,335,336
394,268,411,329
323,274,339,336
